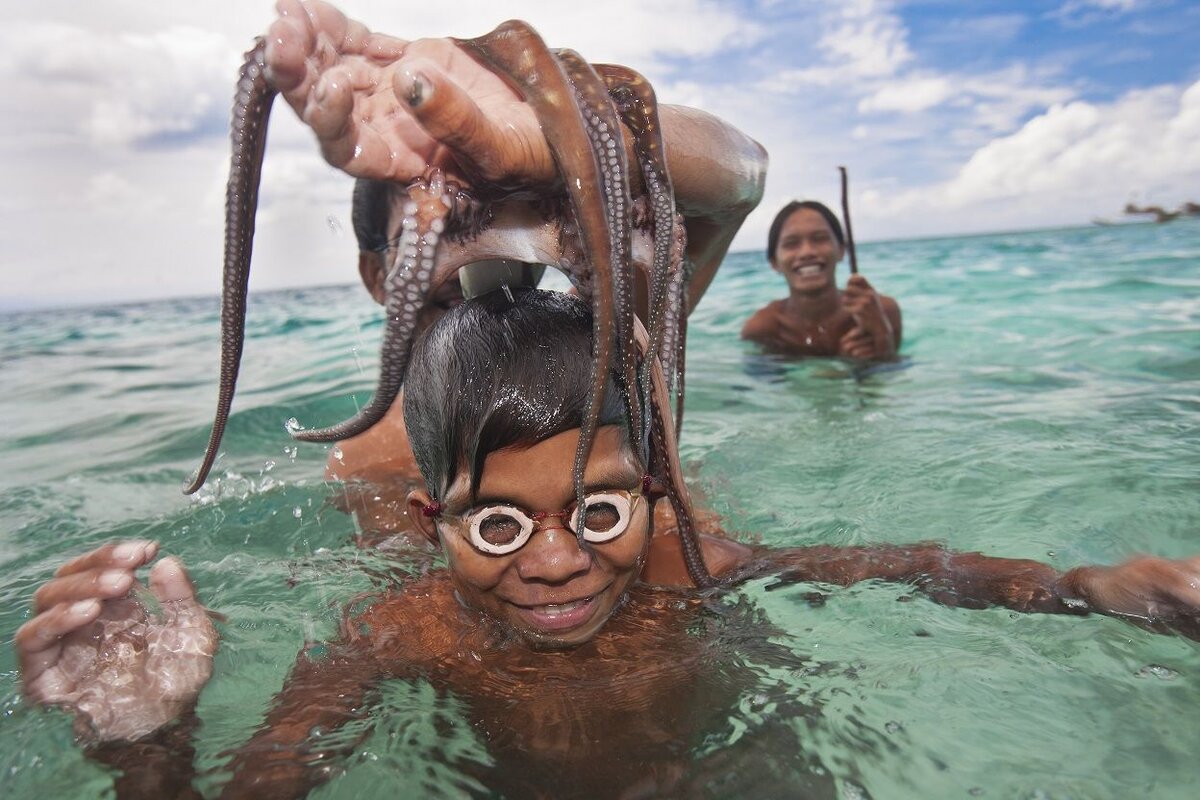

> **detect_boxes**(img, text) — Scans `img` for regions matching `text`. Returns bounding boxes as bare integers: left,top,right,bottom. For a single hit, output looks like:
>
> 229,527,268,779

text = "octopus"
184,22,714,588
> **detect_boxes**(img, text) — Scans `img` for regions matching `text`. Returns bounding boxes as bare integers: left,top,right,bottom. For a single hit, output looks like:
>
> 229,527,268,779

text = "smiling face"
410,425,651,648
770,207,845,294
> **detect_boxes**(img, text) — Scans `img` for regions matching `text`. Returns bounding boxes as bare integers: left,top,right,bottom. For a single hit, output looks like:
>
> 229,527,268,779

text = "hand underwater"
1063,555,1200,635
17,541,217,742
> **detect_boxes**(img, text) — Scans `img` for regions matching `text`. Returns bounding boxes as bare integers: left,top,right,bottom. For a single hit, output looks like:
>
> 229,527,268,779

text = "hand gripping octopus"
184,21,714,588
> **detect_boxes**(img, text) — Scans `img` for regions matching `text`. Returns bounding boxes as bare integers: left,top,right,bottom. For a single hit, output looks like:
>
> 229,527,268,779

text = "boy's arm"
220,583,448,798
839,276,900,360
756,542,1200,631
656,105,767,310
219,642,387,799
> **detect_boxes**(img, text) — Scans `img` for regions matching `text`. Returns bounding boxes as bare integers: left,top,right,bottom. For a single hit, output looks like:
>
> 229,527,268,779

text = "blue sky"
2,0,1198,308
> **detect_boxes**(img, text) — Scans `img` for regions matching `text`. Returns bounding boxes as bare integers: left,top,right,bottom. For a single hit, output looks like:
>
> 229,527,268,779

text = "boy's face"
770,207,844,294
411,426,651,648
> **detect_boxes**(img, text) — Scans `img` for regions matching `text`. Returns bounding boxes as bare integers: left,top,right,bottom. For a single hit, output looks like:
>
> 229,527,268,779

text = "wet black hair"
765,200,845,261
403,288,628,500
352,178,393,253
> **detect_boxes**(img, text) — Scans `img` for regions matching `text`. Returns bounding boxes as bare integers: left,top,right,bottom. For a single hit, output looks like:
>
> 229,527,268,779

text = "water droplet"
885,721,903,734
1135,664,1179,680
842,781,868,800
325,215,342,236
293,506,303,518
283,445,298,461
331,446,344,463
285,417,303,433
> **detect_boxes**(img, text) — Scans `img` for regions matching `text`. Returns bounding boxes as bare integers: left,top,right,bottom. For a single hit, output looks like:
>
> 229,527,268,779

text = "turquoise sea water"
2,220,1198,798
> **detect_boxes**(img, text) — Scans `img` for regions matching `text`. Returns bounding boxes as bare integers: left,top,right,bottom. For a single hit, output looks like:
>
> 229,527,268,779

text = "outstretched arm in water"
647,529,1200,636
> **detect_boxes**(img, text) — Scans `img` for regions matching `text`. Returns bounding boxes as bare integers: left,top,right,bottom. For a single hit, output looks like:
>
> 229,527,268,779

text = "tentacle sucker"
185,39,274,495
456,23,626,530
190,22,714,594
594,64,678,414
646,343,715,588
291,170,454,443
555,51,642,463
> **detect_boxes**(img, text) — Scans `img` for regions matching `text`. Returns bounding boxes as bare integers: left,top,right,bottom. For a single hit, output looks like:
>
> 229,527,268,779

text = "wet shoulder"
347,573,466,665
741,300,786,341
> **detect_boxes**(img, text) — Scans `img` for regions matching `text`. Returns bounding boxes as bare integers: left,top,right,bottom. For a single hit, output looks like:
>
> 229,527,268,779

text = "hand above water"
16,540,218,742
1063,555,1200,636
839,274,896,359
264,0,555,190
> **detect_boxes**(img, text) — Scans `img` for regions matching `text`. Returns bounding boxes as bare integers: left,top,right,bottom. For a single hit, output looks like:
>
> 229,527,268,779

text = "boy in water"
16,2,1200,796
17,288,1200,798
742,200,902,360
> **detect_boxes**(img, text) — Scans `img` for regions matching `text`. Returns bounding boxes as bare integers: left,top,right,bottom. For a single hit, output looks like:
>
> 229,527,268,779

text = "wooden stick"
838,165,859,275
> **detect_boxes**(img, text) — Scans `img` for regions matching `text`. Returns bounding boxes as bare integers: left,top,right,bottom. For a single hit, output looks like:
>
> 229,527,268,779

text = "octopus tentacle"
555,51,642,463
291,170,455,443
456,24,626,524
185,39,275,495
646,347,715,588
659,216,691,440
594,64,678,417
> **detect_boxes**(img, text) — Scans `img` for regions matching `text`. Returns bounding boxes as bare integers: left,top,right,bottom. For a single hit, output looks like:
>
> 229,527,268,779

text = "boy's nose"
516,527,592,583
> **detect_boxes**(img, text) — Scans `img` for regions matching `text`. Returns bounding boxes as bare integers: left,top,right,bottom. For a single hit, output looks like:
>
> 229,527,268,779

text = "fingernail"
70,599,99,616
402,69,429,108
101,570,133,592
113,541,146,561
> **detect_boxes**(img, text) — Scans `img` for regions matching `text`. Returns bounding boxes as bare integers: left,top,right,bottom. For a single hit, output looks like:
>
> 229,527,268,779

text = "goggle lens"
464,491,637,555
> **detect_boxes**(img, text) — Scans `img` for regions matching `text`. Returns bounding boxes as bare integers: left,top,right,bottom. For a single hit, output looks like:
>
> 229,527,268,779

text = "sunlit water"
2,221,1198,798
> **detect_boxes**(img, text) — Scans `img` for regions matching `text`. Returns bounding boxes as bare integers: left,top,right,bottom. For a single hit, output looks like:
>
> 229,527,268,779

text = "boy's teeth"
539,598,588,615
798,265,821,276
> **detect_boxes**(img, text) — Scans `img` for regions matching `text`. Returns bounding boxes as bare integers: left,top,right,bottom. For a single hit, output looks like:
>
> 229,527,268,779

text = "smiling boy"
742,200,902,360
15,2,1200,796
18,287,1200,797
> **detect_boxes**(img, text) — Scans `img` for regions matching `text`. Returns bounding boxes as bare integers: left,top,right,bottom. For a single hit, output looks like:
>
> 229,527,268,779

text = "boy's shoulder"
643,500,754,586
741,300,786,341
346,572,467,664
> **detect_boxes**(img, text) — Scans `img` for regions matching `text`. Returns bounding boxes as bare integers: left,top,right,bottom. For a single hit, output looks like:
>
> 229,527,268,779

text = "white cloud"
1051,0,1143,26
819,0,913,80
862,79,1200,231
858,75,954,113
959,65,1078,133
0,22,237,148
